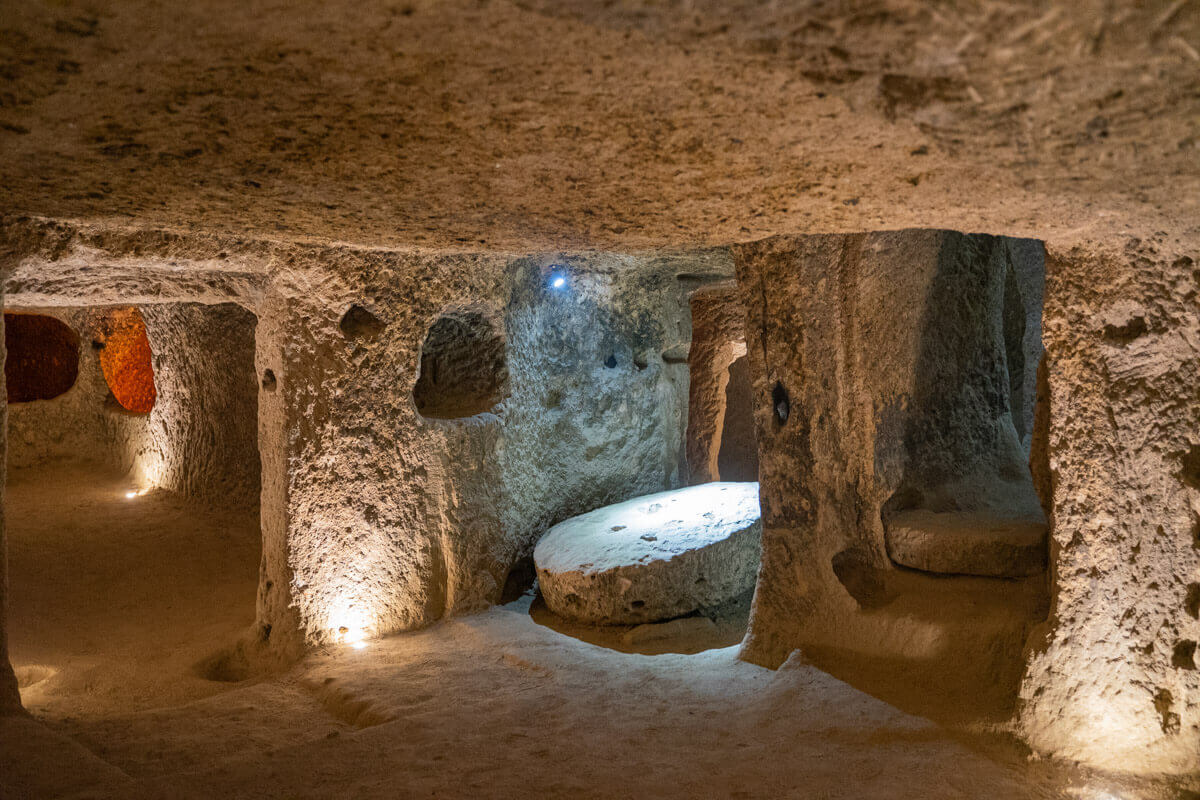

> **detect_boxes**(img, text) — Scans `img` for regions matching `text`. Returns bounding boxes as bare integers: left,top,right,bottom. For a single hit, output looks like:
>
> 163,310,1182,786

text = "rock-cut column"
1017,240,1200,775
251,259,453,652
251,278,307,660
0,286,22,713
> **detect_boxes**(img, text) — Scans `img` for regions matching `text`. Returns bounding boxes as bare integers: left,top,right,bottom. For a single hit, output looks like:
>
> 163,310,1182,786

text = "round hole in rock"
772,381,790,425
3,313,80,402
100,307,157,414
413,310,507,419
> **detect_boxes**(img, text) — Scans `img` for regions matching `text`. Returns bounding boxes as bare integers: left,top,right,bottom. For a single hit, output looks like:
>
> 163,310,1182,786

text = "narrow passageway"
6,461,260,719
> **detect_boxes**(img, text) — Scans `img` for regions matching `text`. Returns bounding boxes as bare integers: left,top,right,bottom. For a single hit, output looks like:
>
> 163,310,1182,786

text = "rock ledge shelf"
534,482,762,625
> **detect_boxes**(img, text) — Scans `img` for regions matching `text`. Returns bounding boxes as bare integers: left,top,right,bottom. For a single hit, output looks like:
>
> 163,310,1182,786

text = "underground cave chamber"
0,237,1049,690
3,301,264,706
1,229,1195,783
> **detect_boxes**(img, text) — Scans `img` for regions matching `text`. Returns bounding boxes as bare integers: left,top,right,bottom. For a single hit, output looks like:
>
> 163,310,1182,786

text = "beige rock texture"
534,482,762,624
249,248,714,650
0,0,1196,781
0,0,1196,250
1017,241,1200,775
884,509,1047,577
139,303,260,506
685,283,757,484
732,232,1049,704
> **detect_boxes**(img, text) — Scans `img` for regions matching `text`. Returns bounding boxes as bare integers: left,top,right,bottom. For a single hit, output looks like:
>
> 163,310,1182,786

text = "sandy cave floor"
2,462,1194,799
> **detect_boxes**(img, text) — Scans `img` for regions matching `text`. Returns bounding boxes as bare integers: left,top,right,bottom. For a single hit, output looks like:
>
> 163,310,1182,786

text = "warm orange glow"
100,307,156,413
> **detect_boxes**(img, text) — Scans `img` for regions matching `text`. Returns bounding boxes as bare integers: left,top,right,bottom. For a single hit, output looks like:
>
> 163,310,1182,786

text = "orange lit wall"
100,307,156,413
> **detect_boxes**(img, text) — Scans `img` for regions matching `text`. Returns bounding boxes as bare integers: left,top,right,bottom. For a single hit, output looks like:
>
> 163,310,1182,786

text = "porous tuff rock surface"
139,303,260,507
733,231,1045,698
1016,240,1200,775
534,482,762,625
884,509,1047,577
685,283,750,484
251,249,727,649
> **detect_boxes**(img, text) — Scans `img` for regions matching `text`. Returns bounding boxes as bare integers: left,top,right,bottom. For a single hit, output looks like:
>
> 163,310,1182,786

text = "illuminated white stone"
534,482,761,624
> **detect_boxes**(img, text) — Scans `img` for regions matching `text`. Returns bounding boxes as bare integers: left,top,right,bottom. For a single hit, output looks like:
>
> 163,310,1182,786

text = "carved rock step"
885,509,1048,578
534,482,761,625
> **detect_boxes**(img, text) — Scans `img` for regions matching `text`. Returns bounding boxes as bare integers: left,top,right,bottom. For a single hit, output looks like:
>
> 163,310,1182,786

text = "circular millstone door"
533,482,762,625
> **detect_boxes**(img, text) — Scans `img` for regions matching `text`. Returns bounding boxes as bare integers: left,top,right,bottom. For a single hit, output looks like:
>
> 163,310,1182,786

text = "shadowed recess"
3,313,79,403
414,311,508,419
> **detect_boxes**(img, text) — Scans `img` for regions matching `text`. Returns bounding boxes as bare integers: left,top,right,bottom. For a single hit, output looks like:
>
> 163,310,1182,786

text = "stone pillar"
733,230,1046,718
733,230,956,667
250,279,307,658
251,257,459,650
0,300,22,714
1017,240,1200,774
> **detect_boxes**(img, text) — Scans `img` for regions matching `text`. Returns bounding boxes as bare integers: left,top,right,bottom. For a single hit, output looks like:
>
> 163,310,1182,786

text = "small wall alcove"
414,310,508,420
3,313,80,403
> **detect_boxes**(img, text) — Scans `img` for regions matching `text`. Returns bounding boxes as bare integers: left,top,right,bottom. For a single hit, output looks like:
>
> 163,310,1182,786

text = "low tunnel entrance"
4,303,264,719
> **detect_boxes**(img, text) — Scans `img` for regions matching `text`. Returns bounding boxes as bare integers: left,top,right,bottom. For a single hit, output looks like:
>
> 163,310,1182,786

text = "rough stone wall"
686,284,747,484
138,303,260,507
253,250,701,647
1017,241,1200,774
0,306,17,714
733,229,1043,663
492,258,692,610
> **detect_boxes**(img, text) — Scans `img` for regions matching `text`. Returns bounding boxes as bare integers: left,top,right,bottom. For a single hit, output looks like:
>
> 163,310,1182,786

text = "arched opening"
531,281,764,656
685,284,758,485
3,313,79,403
814,234,1049,725
715,353,758,483
5,302,263,723
99,307,156,414
413,310,508,419
879,241,1047,583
